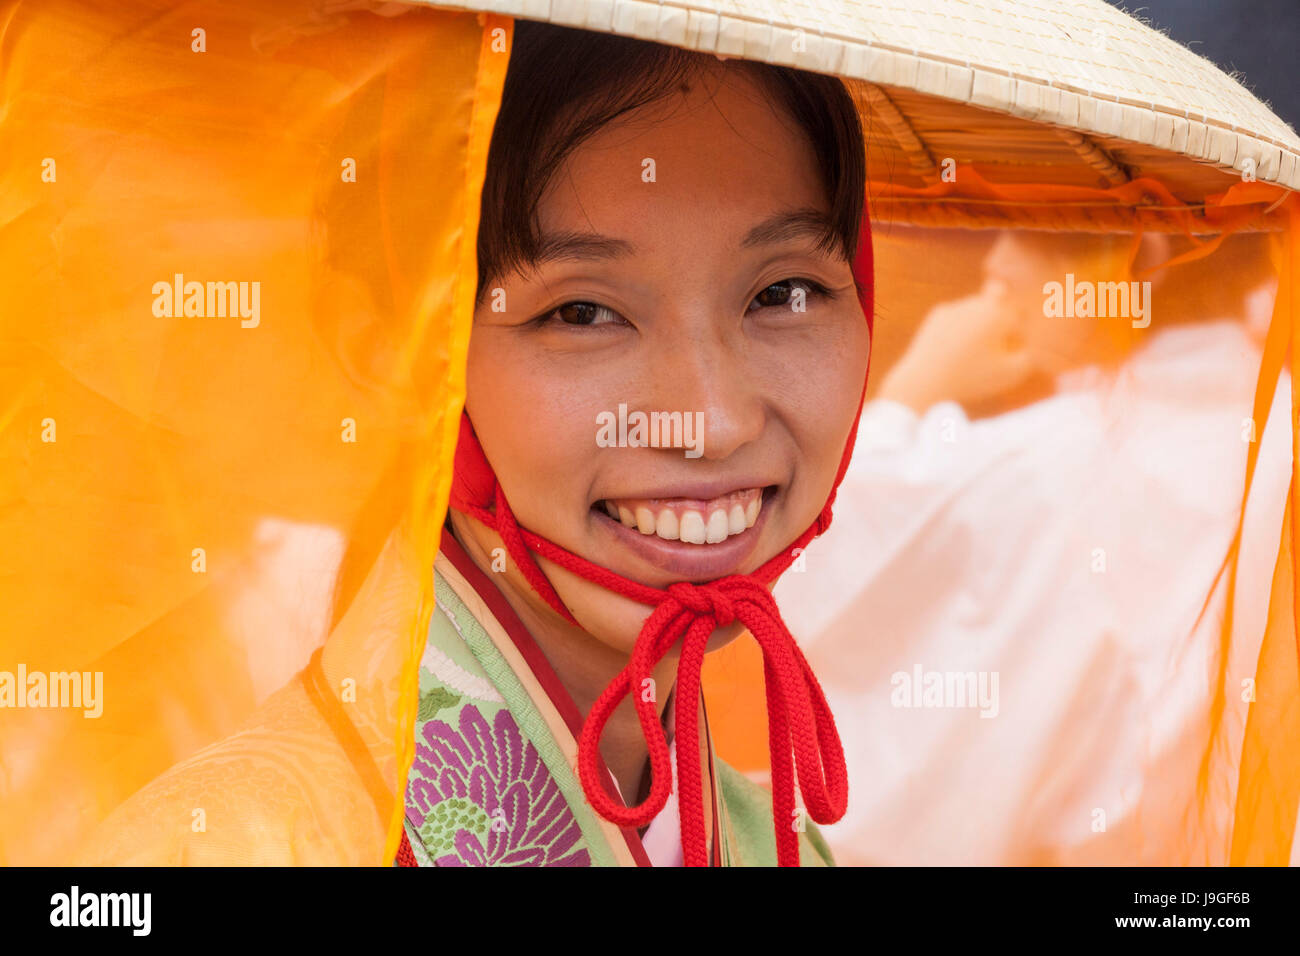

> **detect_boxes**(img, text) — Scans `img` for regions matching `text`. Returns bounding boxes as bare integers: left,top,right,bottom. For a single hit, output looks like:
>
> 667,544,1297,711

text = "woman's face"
462,63,870,650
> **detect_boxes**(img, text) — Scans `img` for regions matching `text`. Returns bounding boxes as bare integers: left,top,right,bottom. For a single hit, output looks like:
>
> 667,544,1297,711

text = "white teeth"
635,506,656,535
655,508,679,541
728,503,747,535
679,511,707,544
705,509,729,543
602,490,765,544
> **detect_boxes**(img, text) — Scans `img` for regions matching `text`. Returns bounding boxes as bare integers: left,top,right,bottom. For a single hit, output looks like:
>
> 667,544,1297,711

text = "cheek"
766,319,871,496
464,333,607,539
820,335,870,482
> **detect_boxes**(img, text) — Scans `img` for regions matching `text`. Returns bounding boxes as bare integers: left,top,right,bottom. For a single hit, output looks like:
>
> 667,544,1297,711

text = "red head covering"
449,207,873,866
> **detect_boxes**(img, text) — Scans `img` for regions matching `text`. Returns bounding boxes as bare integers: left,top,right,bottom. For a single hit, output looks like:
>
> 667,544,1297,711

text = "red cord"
462,482,849,867
396,829,418,867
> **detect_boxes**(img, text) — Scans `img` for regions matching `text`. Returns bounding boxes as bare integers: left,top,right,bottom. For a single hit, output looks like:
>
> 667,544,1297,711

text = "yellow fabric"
1,1,1294,867
0,0,509,864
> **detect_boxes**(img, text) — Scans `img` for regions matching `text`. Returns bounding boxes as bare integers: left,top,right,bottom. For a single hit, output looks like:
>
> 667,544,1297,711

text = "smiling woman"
403,19,874,867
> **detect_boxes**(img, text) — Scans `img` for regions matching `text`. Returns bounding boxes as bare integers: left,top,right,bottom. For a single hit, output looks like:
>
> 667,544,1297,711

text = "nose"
641,314,765,462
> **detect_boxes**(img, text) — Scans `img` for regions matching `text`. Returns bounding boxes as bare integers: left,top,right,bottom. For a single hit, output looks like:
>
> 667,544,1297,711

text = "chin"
541,559,750,656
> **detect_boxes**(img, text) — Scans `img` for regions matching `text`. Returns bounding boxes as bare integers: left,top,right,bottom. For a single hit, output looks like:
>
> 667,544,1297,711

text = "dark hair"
475,20,866,304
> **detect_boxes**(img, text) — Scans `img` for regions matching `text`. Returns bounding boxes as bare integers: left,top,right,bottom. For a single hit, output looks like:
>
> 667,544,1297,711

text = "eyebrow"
531,206,838,265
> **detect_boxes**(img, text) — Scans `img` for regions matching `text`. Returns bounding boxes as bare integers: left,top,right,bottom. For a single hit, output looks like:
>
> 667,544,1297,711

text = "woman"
398,20,873,866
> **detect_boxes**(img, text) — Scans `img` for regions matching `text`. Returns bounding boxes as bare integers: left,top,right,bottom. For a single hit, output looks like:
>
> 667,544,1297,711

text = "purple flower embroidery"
408,705,591,867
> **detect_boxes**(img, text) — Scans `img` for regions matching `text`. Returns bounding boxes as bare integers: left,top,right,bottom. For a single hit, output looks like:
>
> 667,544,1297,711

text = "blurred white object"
778,317,1293,865
227,518,346,704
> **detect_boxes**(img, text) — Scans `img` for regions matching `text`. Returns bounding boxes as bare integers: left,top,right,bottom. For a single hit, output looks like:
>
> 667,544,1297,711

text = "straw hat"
401,0,1299,229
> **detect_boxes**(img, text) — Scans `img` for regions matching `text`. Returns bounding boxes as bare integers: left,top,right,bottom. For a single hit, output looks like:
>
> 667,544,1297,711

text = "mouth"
589,485,777,581
598,487,764,543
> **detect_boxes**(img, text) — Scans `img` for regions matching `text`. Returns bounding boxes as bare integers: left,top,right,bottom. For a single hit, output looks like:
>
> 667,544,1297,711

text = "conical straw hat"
403,0,1299,227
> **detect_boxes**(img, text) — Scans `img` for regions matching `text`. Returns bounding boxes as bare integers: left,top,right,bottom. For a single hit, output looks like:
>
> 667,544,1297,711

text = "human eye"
534,299,628,328
747,277,833,313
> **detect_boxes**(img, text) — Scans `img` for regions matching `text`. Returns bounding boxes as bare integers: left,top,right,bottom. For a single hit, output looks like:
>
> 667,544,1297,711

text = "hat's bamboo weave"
866,195,1284,234
860,84,940,183
1055,130,1131,187
409,0,1300,193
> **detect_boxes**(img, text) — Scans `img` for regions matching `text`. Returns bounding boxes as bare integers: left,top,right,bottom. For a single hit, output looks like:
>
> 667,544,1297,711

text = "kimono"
397,529,836,867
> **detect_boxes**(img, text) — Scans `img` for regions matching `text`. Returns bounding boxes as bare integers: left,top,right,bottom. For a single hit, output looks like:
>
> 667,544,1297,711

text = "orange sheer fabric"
705,189,1299,865
0,0,509,864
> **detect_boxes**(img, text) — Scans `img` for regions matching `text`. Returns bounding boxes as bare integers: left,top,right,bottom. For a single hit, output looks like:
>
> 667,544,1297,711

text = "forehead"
535,65,828,242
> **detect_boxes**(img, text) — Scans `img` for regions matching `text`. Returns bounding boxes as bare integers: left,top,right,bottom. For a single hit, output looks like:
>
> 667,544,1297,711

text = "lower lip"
590,490,774,582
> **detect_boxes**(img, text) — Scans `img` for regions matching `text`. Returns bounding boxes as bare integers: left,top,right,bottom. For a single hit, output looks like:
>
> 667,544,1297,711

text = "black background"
1103,0,1299,130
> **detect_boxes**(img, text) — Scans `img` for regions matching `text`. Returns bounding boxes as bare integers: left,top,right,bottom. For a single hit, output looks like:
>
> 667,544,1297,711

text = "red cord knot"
667,581,736,627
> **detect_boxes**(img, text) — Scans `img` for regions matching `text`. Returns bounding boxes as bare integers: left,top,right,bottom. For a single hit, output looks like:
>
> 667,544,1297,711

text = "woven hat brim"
407,0,1299,199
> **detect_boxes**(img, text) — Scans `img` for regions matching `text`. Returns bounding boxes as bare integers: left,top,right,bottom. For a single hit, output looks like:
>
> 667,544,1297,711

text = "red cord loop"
667,581,736,627
569,571,847,866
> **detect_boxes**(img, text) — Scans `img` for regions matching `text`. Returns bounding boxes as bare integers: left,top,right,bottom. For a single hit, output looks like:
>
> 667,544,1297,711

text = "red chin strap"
449,206,873,867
